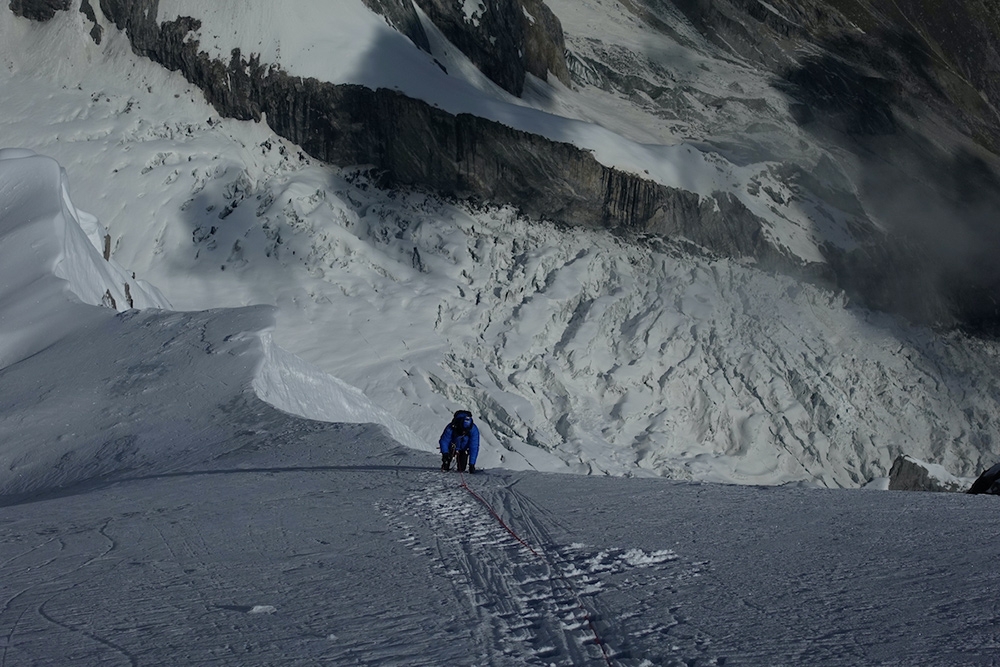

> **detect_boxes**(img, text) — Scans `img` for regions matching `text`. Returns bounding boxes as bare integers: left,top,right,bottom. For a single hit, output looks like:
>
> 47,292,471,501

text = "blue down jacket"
439,420,480,466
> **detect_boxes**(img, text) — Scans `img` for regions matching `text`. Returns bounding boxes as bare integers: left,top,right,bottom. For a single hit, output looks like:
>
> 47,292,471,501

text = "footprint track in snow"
381,476,608,665
379,474,712,666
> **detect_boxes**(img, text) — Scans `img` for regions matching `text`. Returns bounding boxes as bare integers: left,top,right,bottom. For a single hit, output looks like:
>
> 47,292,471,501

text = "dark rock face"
93,0,783,266
79,0,102,44
669,0,1000,137
967,462,1000,495
778,52,899,136
520,0,570,85
655,0,1000,333
8,0,70,21
360,0,431,53
412,0,569,95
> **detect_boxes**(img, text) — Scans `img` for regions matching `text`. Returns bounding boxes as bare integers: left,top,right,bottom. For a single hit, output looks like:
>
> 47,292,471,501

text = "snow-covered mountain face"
637,0,1000,332
54,0,1000,331
3,0,1000,488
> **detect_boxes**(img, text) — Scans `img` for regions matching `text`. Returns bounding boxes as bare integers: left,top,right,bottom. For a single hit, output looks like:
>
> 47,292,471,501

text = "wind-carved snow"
253,331,428,454
0,149,168,371
0,148,425,497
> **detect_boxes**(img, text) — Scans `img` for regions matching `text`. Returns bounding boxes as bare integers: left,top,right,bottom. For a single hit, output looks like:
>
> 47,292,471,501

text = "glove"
469,464,476,474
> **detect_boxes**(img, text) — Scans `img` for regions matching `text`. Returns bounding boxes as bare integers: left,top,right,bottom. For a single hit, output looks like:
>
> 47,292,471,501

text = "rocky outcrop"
967,462,1000,495
9,0,70,21
888,455,968,493
78,0,101,43
412,0,569,95
519,0,570,86
360,0,431,53
90,0,785,266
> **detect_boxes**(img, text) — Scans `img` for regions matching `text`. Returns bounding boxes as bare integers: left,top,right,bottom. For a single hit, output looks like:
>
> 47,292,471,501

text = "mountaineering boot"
441,453,452,471
456,450,468,473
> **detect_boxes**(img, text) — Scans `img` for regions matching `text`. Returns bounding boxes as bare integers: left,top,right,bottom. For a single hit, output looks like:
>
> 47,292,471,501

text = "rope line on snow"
457,471,615,667
458,474,540,558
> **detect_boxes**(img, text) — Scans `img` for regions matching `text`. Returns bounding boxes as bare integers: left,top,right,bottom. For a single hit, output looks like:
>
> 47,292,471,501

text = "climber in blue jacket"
440,409,480,473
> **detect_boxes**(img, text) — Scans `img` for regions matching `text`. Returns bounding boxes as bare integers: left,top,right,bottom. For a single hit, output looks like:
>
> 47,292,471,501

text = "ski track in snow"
3,445,998,666
380,472,717,666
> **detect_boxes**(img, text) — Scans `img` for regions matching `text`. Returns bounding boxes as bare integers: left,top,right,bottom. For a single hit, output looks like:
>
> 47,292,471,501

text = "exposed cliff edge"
8,0,70,22
86,0,790,271
12,0,1000,330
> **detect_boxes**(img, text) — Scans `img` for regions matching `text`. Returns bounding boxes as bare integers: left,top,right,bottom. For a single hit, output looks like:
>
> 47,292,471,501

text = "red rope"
458,472,614,666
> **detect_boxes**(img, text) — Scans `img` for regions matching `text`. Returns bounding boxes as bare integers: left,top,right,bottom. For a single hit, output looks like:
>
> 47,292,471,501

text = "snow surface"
2,4,1000,487
0,164,995,659
3,407,1000,665
0,5,999,664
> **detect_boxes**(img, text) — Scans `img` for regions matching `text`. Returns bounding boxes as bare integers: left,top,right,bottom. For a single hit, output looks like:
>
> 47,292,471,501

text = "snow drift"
0,148,167,369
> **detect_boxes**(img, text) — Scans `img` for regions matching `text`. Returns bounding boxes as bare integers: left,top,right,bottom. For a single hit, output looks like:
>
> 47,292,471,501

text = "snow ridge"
0,150,167,370
253,331,428,454
0,148,425,496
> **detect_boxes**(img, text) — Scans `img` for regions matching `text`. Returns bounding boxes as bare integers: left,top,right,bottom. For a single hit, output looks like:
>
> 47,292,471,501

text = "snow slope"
0,9,998,664
2,5,1000,486
3,412,999,665
0,173,993,661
